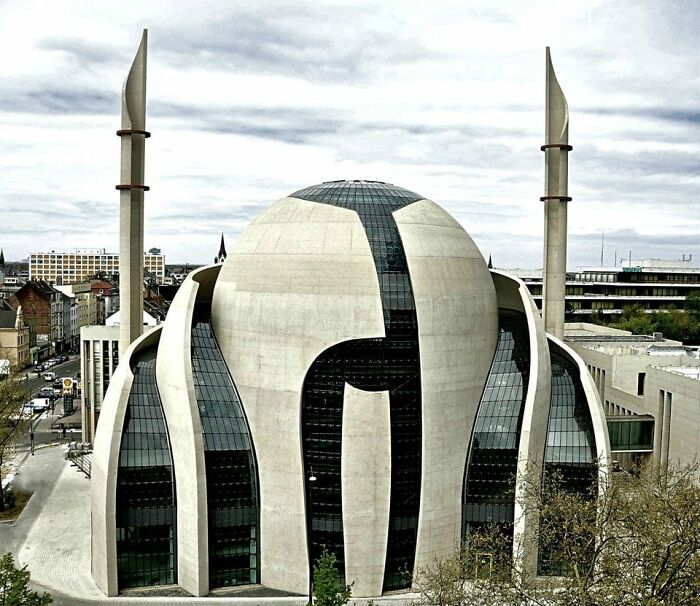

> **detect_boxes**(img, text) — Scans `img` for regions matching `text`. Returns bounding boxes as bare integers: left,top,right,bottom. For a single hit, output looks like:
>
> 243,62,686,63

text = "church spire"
215,233,227,264
0,248,5,266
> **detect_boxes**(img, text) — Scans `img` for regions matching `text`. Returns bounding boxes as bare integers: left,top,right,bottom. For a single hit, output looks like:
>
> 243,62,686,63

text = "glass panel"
116,346,176,589
292,181,423,591
192,306,259,588
537,343,597,575
463,309,530,546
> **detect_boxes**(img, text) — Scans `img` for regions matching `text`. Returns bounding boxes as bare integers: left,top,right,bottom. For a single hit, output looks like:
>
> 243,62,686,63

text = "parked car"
60,355,69,363
52,379,62,389
29,398,51,413
43,371,56,382
34,364,45,373
37,387,56,400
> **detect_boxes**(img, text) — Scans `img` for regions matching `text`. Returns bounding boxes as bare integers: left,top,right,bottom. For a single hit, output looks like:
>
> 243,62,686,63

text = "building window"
462,309,530,546
115,346,176,589
637,373,646,396
191,306,259,587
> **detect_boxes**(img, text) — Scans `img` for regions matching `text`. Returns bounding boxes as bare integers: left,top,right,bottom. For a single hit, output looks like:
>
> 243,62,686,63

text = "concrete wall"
490,270,552,578
394,200,498,578
90,325,161,596
212,197,386,594
155,264,220,596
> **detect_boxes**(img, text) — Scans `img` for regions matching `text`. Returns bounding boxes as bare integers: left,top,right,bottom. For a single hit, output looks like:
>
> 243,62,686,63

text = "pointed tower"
0,248,5,267
118,30,149,355
541,47,571,339
15,305,24,330
215,233,227,264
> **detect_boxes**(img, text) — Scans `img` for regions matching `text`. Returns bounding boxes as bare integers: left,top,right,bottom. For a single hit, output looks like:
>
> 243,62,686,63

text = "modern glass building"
91,181,610,597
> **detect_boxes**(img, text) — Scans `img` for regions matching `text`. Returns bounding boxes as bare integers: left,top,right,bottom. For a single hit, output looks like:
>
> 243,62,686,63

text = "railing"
65,442,92,478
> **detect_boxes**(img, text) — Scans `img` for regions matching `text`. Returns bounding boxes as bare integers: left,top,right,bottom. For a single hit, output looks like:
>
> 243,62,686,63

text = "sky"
1,0,699,268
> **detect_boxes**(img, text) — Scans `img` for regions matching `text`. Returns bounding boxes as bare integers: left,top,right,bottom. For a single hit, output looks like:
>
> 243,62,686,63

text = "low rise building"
0,302,30,370
519,257,700,320
566,322,700,471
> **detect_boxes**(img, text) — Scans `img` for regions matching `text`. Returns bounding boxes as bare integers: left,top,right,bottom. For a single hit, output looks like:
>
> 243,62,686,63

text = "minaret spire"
118,29,149,355
541,47,571,339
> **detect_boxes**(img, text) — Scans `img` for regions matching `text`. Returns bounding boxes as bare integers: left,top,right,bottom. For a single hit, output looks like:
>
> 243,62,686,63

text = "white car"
43,371,56,381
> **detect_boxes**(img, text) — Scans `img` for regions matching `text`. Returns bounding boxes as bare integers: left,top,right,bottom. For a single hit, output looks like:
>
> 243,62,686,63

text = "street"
13,355,83,452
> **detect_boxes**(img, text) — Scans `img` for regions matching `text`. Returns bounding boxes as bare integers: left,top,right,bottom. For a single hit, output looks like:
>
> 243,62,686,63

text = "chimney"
541,48,571,340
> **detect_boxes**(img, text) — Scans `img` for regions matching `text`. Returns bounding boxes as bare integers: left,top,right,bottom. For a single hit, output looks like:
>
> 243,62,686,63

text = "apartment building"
30,248,165,285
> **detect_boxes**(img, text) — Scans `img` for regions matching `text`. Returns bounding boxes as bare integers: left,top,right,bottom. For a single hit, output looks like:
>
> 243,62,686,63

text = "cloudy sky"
1,0,699,268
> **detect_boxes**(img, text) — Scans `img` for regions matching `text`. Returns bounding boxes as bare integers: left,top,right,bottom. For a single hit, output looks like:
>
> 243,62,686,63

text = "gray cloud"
156,6,439,83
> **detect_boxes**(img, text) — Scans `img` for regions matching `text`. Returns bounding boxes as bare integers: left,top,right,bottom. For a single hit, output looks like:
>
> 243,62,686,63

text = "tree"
414,462,700,606
684,292,700,323
311,549,352,606
0,376,28,512
0,552,52,605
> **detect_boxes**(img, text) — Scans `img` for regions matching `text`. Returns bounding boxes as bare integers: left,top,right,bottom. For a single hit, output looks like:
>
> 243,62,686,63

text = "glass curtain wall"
462,309,530,544
191,305,260,587
293,181,423,591
116,346,176,588
537,343,597,575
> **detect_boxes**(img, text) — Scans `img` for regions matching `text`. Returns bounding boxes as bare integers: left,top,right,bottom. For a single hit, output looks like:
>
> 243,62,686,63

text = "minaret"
215,233,227,264
118,30,149,355
541,47,571,340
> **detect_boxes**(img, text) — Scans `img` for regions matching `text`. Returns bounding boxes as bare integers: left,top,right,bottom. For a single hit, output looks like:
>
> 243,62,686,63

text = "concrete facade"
118,30,148,356
567,323,700,472
541,47,571,340
91,182,608,598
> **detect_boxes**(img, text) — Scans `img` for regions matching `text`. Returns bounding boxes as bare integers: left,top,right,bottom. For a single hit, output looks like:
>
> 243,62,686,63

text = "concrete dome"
211,180,499,595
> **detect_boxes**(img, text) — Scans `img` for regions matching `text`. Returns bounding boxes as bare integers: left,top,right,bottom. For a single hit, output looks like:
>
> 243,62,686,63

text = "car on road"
60,355,69,363
52,379,62,389
37,387,57,400
43,371,56,381
34,364,45,373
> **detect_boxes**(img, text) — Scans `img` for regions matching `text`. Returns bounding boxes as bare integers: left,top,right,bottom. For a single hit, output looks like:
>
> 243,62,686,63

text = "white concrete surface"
542,47,570,341
394,199,498,577
490,270,552,578
119,30,148,355
212,197,386,594
341,385,391,597
156,265,220,596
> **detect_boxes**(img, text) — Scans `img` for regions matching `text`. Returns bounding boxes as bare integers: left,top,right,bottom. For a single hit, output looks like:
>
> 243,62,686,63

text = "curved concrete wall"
211,197,386,593
341,385,391,596
490,270,552,577
155,264,221,596
395,200,498,576
91,326,162,596
546,335,612,489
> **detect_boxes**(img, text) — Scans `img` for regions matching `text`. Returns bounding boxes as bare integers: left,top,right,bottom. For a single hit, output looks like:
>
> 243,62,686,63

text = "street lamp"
308,466,317,606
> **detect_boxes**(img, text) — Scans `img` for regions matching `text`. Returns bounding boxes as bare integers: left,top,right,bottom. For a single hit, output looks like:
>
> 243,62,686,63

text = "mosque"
90,32,610,598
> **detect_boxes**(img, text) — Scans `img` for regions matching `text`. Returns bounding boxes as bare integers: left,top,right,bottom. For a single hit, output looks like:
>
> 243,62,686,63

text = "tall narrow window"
191,305,259,587
116,346,176,588
537,344,597,575
463,309,530,545
637,372,646,396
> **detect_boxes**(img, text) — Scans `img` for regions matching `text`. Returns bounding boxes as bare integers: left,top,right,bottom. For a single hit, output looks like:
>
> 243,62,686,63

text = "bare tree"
414,462,700,606
0,375,28,512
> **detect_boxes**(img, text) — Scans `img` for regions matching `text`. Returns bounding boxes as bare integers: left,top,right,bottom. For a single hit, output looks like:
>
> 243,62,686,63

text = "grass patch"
0,489,32,522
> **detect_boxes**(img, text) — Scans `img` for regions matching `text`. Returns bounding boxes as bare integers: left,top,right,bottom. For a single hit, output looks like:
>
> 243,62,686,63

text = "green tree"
0,376,28,512
0,552,52,605
616,304,655,335
311,549,352,606
684,291,700,322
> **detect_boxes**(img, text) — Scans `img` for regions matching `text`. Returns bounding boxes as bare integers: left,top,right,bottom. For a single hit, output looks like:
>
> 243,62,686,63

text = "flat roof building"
30,248,165,285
